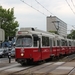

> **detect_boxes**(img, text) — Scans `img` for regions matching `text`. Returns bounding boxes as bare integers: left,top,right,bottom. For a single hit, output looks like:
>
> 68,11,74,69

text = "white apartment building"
47,16,67,38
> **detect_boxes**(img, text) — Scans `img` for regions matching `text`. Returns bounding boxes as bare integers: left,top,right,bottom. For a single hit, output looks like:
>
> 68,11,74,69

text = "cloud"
0,0,75,32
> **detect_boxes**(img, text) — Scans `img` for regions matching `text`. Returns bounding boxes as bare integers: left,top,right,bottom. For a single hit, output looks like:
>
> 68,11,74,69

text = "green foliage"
67,30,75,39
49,31,57,34
0,6,19,39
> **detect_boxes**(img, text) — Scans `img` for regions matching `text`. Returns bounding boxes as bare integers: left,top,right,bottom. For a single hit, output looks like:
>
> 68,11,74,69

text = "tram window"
42,36,45,46
73,41,74,46
61,40,65,46
46,37,49,46
33,41,37,47
69,41,71,46
42,36,49,46
67,41,69,46
72,41,74,46
74,42,75,46
23,38,32,47
16,36,32,47
61,40,63,46
57,40,60,46
71,41,73,46
16,38,23,47
65,41,67,46
53,40,55,46
33,37,38,47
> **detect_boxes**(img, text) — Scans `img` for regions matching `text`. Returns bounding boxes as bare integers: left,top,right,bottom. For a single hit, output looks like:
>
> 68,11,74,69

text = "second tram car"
15,28,75,65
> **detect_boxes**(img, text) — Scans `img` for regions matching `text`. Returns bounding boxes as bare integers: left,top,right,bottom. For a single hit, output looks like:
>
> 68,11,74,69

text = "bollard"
8,52,11,63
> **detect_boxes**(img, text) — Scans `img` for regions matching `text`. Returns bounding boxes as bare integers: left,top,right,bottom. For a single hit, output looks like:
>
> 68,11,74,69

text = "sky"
0,0,75,34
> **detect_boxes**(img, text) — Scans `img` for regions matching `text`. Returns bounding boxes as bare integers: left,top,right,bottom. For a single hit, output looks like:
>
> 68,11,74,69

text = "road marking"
56,66,74,70
4,67,29,72
0,64,20,71
54,62,65,65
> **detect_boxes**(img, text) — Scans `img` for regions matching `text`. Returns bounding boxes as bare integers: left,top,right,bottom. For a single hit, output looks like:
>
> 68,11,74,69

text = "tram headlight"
21,53,24,56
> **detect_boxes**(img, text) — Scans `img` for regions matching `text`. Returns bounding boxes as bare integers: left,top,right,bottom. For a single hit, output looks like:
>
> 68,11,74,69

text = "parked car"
0,48,7,57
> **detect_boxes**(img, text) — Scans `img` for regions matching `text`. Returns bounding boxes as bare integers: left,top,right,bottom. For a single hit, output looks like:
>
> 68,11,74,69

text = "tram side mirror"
32,34,39,41
35,37,40,41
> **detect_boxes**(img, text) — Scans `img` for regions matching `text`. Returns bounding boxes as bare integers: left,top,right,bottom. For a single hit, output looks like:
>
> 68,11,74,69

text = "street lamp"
52,21,59,34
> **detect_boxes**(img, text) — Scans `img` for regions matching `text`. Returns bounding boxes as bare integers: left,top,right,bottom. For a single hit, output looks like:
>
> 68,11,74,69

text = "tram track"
0,64,33,75
8,62,54,75
10,62,67,75
1,53,75,75
0,64,22,72
42,54,75,75
68,67,75,75
58,53,75,62
8,66,35,75
11,54,75,75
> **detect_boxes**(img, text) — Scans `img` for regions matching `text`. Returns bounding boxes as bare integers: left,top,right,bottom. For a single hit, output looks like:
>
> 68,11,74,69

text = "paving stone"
48,66,74,75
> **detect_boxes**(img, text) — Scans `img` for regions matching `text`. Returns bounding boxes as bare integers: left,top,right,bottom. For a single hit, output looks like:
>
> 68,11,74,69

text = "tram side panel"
41,47,50,60
15,48,43,62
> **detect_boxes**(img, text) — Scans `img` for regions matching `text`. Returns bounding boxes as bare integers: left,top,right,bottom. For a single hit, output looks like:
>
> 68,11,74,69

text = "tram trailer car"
15,28,75,65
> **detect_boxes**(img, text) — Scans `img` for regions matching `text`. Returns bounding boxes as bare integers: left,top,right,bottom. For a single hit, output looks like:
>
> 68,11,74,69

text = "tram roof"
16,27,67,39
17,27,55,37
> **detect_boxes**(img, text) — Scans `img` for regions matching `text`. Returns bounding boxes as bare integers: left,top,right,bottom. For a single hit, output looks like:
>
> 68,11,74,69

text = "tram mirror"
32,34,39,41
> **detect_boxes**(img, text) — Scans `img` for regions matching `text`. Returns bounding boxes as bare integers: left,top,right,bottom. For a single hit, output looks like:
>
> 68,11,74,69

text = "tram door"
33,34,42,61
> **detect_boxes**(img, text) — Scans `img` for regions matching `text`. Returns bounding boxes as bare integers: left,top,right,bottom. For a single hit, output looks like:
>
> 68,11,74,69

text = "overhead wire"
20,0,58,30
20,0,47,16
34,0,60,32
35,0,54,16
65,0,75,15
20,0,75,33
71,0,75,9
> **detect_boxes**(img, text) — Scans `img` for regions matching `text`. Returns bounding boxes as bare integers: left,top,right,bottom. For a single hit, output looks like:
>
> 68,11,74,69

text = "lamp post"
52,21,59,34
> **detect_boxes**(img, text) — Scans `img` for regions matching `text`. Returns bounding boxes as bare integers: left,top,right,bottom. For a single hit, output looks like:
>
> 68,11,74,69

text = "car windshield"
16,35,32,47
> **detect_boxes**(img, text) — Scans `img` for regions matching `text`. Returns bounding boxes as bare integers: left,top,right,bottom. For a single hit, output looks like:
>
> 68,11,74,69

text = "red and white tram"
15,28,75,65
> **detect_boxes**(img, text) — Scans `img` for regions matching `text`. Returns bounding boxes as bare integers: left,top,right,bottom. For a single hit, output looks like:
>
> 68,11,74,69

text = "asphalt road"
0,57,17,68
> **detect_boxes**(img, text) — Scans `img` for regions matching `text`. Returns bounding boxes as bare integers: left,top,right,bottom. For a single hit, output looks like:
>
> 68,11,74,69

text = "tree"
0,6,19,40
49,31,57,34
67,30,75,39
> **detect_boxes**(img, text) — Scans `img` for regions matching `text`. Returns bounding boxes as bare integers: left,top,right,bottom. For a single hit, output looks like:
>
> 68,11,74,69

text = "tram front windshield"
16,36,32,47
